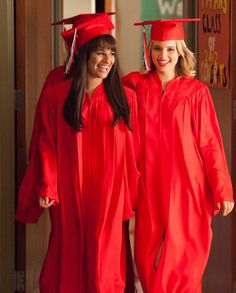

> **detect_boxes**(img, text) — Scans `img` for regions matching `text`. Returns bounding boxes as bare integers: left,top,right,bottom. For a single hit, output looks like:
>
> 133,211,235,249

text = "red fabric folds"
16,79,140,292
123,71,234,293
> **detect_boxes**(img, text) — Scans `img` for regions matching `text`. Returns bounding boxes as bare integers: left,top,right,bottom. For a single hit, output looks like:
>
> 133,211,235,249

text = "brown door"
15,1,53,292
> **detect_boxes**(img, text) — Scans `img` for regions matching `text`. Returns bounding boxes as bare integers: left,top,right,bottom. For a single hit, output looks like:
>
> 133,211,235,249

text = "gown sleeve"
15,95,59,223
122,71,140,91
41,66,65,92
192,85,234,215
123,88,140,220
29,66,65,159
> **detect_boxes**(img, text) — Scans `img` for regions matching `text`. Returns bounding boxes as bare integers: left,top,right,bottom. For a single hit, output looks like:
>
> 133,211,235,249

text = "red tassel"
65,28,77,74
142,26,150,71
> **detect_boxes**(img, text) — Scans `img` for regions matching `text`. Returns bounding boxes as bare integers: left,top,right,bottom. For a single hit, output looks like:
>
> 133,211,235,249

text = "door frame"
0,0,15,292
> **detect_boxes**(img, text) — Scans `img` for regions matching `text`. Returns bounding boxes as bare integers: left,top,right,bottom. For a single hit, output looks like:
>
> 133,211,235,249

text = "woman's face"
150,40,179,78
87,47,115,81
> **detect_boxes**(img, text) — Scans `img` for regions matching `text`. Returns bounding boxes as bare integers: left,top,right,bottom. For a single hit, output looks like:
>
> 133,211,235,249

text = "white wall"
116,0,142,75
63,0,95,18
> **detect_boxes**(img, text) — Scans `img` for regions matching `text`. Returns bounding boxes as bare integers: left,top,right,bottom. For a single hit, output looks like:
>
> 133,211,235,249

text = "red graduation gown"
29,66,65,159
16,79,140,293
42,65,66,90
123,71,234,293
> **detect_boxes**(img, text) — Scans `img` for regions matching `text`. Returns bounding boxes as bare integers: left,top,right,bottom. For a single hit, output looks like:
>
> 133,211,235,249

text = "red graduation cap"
53,13,115,73
134,18,200,70
52,12,115,28
52,14,87,27
62,13,114,49
52,13,115,50
134,18,200,41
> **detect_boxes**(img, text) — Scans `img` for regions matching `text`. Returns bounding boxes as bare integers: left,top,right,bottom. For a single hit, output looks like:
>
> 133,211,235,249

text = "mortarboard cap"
52,14,89,27
57,13,115,73
134,18,200,41
52,12,115,28
52,13,115,51
61,12,115,49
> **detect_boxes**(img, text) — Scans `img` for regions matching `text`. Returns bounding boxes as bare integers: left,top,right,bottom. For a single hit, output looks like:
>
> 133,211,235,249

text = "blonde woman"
123,19,234,293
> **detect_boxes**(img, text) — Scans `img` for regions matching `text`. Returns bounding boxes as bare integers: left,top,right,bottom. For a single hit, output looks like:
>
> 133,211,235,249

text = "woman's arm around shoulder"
122,71,142,91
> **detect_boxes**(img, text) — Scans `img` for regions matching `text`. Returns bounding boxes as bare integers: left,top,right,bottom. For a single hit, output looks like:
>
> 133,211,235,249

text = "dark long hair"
63,34,131,131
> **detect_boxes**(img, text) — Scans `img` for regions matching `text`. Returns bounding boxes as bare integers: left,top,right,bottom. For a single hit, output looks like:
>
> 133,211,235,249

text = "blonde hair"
144,40,196,77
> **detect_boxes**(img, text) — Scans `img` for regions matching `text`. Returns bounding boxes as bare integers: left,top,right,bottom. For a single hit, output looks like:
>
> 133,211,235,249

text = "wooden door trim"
15,0,27,292
0,0,15,292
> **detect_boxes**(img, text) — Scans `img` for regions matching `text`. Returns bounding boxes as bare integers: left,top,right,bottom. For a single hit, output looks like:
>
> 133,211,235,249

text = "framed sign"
198,1,230,88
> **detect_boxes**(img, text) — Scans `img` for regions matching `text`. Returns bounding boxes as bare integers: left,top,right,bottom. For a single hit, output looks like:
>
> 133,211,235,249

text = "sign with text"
198,0,230,88
142,0,183,20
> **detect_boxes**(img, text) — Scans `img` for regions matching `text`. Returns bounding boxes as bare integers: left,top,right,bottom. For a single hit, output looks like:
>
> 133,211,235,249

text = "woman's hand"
39,197,55,208
217,201,234,216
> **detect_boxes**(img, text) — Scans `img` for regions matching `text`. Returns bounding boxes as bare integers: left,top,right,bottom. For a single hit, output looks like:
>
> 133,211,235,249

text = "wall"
63,0,95,17
115,0,142,75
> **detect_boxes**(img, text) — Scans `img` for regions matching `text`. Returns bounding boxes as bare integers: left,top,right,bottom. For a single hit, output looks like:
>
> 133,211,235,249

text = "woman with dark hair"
16,13,139,293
